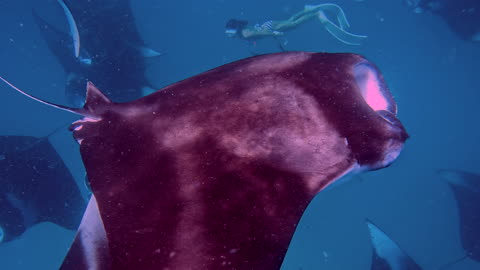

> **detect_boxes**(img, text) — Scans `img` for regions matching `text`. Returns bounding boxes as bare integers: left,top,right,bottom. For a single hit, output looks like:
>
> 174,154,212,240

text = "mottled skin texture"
63,52,407,269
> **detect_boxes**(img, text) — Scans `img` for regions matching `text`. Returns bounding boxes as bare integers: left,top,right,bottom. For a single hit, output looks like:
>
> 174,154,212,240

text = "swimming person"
225,3,367,48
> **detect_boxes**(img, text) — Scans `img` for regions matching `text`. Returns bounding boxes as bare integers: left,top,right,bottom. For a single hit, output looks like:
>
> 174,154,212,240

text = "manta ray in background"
438,169,480,267
0,135,85,243
403,0,480,42
1,51,408,269
366,219,421,270
33,0,161,106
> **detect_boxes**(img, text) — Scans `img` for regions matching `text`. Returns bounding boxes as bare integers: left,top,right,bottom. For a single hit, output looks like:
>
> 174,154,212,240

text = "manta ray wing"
438,169,480,263
0,135,85,243
58,52,408,269
366,219,421,270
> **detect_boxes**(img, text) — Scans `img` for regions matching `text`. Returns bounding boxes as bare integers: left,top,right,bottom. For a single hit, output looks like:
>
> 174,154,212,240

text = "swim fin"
318,10,367,45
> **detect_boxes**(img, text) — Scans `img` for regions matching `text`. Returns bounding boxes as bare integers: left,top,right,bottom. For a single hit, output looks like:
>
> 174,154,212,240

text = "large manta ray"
0,135,85,243
1,52,408,269
438,169,480,266
33,0,160,106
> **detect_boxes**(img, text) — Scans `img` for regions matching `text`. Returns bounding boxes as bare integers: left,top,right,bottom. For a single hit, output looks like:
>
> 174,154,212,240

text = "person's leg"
305,3,351,29
265,3,368,45
273,11,318,30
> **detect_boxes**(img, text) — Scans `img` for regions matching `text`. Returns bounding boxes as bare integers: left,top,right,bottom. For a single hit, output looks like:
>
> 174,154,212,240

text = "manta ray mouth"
70,117,102,144
381,138,405,167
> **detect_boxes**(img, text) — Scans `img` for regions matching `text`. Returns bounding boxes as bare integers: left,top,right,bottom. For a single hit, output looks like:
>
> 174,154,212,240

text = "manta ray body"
1,51,408,269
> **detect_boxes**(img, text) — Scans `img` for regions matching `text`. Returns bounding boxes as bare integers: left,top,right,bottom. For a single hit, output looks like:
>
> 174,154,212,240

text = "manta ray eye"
353,62,397,116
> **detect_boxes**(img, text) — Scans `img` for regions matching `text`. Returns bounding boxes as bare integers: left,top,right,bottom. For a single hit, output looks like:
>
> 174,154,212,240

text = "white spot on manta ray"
354,63,389,112
229,248,240,254
243,52,312,74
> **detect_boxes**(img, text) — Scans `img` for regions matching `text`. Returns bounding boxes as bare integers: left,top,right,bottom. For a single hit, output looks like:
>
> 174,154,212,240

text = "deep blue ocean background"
0,0,479,269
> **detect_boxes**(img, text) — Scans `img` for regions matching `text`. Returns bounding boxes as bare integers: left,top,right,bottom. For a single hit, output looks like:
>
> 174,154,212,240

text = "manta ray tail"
0,76,110,119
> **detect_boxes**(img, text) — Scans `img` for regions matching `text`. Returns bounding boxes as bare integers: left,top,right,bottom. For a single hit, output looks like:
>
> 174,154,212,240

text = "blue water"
0,0,479,269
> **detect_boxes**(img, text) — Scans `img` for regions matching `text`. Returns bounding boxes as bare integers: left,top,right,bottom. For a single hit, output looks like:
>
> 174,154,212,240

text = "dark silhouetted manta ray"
1,51,408,269
0,135,85,243
33,0,161,106
438,169,480,267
